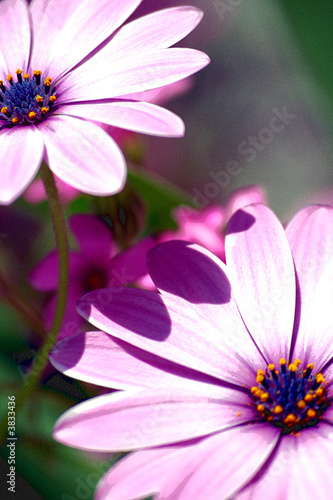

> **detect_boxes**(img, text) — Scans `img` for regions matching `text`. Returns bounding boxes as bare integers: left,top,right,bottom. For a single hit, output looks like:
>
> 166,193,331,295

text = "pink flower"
139,185,267,289
0,0,209,205
30,214,154,339
50,204,333,499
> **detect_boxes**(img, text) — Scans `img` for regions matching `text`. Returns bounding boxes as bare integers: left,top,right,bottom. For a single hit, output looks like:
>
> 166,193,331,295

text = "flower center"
0,70,57,127
84,269,108,293
251,359,330,434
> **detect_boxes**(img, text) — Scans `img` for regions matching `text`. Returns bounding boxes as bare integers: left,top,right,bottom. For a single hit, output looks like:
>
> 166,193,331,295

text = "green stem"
0,165,69,442
0,270,46,338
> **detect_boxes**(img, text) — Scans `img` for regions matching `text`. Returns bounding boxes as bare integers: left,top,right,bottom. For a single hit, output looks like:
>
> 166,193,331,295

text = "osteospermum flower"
0,0,209,205
50,204,333,499
30,214,154,339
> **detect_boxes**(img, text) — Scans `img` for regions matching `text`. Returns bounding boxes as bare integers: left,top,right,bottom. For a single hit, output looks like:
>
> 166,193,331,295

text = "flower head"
50,204,333,499
0,0,209,204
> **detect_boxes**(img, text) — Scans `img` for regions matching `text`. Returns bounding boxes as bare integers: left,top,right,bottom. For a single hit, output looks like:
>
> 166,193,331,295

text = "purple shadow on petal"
78,287,172,341
226,209,256,235
289,271,302,361
147,240,231,304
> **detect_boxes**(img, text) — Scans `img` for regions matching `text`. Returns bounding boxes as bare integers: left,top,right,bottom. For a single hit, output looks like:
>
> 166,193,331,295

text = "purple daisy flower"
50,204,333,499
0,0,209,204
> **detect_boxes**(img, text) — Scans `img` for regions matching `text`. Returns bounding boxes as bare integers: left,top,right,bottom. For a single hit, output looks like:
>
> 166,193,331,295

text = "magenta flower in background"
0,0,209,205
30,214,154,339
139,184,267,289
50,204,333,499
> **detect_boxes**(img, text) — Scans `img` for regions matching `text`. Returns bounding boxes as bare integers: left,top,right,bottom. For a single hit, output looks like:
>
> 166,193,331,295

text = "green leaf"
127,168,194,233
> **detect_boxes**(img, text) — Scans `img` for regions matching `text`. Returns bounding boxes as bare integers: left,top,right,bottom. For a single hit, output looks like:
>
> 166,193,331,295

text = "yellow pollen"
36,95,43,103
273,405,284,414
49,95,56,103
267,415,273,421
294,359,302,367
28,111,36,119
7,74,13,81
316,374,325,384
288,363,298,372
307,408,317,418
297,400,306,409
15,69,22,75
279,358,286,365
304,394,314,403
307,363,314,370
1,107,8,114
11,117,19,124
0,80,3,84
315,387,324,397
44,77,52,86
33,70,42,77
41,107,49,114
236,412,241,417
256,369,265,383
283,413,297,425
260,392,269,402
268,364,275,371
23,73,30,80
257,404,265,413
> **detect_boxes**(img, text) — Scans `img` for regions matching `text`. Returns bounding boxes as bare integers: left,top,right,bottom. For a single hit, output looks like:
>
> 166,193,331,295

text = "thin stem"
0,165,69,442
0,270,46,338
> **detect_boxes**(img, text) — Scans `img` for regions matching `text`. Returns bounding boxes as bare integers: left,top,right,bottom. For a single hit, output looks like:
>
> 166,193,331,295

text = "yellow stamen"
307,363,314,370
1,106,8,114
283,413,297,425
256,369,265,383
304,394,314,403
28,111,36,119
273,405,284,414
23,73,30,80
44,77,52,86
288,363,298,372
307,408,317,418
315,387,324,397
36,95,43,103
279,358,287,365
16,69,22,75
11,117,19,124
294,359,302,367
316,374,325,384
297,400,306,409
236,412,241,417
41,107,49,114
260,392,269,402
49,95,56,103
7,74,13,82
256,404,265,413
33,70,42,77
268,364,275,371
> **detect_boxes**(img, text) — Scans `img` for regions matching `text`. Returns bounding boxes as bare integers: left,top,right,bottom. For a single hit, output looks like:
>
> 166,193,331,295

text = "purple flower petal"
286,205,333,368
29,250,85,292
225,204,296,364
68,214,114,265
30,0,142,79
96,424,278,500
39,115,126,196
53,389,254,451
178,424,279,500
77,286,263,386
62,48,210,102
238,424,333,499
49,330,247,393
107,6,203,54
0,125,44,205
0,0,31,73
62,101,185,137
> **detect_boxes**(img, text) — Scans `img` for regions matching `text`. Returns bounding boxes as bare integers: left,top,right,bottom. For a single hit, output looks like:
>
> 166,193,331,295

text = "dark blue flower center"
0,70,57,127
251,359,330,434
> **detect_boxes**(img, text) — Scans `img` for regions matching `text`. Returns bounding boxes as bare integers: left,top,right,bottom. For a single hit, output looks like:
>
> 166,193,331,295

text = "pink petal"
225,204,296,363
61,48,210,102
0,125,44,205
50,330,246,393
224,185,267,221
62,101,184,137
77,285,263,387
107,6,203,55
238,424,333,499
96,425,278,500
69,215,114,265
0,0,30,73
286,205,333,368
108,236,156,286
53,389,254,451
30,0,142,79
39,116,126,196
29,250,85,291
179,424,279,500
